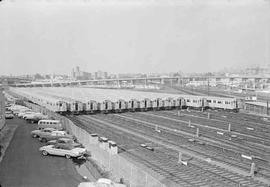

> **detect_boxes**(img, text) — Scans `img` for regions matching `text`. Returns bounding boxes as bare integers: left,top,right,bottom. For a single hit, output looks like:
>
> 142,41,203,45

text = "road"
0,117,84,187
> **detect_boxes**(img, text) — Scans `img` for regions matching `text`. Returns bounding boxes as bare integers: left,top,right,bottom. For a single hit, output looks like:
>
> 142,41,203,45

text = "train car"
174,97,186,109
112,100,126,113
112,101,119,112
152,98,163,110
140,98,152,111
138,99,146,111
66,100,84,114
127,99,139,112
184,95,208,109
165,97,174,110
86,100,98,114
99,100,113,113
146,98,152,111
205,96,238,111
116,99,127,112
41,97,67,113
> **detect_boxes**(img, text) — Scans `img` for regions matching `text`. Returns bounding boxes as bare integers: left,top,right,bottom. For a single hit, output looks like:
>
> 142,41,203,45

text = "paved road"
0,117,84,187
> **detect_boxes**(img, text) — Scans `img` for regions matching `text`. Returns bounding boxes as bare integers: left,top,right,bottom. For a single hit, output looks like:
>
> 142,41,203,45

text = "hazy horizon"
1,0,269,76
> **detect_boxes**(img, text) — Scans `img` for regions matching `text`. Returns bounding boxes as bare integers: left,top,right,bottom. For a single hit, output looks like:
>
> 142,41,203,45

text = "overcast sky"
0,0,269,75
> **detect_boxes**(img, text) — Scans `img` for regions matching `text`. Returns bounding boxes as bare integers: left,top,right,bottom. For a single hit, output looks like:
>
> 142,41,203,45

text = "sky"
0,0,270,75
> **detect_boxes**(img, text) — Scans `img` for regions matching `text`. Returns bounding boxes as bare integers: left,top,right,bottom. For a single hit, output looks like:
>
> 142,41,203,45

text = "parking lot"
0,117,84,187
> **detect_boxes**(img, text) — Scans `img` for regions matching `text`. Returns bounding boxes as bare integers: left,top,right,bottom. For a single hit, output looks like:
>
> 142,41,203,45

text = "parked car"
78,178,126,187
5,111,14,119
25,114,48,123
23,112,42,119
38,120,62,130
39,144,87,159
46,138,82,148
18,111,34,118
38,131,75,143
31,128,58,138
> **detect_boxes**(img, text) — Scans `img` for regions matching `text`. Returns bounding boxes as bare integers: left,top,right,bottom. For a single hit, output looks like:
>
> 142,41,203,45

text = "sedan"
31,128,58,138
39,144,87,159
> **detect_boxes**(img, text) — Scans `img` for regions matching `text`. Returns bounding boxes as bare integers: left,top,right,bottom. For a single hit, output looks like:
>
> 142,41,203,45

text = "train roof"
11,87,237,104
245,101,268,107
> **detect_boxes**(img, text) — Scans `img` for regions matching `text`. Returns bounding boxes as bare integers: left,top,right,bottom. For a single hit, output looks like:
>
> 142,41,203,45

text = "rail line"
82,114,270,185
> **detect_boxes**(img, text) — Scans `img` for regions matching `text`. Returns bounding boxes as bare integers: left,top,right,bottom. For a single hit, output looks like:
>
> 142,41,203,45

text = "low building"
244,101,269,116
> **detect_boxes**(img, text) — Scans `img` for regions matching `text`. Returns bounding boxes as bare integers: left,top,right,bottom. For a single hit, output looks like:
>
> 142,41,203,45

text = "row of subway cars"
22,94,239,114
7,104,89,159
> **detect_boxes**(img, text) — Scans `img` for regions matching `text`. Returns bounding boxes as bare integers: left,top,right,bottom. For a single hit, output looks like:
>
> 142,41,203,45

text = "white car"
23,112,42,119
31,128,58,138
18,111,34,118
78,178,126,187
39,144,87,159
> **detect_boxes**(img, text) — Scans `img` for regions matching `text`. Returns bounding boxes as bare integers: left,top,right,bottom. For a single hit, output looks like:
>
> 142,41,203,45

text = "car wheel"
65,155,71,159
42,150,48,156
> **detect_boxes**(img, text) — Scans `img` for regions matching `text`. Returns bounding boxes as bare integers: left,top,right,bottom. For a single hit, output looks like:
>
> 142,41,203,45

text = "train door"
75,102,78,111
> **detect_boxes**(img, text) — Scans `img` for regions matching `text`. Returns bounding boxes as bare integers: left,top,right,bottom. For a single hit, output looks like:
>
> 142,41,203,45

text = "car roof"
43,128,56,130
58,138,72,141
39,120,60,122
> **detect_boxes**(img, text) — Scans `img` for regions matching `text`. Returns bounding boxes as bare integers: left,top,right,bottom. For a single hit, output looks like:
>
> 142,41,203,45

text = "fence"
0,89,5,130
24,102,169,187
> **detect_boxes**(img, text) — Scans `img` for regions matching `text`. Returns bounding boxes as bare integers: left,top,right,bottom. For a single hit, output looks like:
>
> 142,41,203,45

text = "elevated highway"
10,75,270,88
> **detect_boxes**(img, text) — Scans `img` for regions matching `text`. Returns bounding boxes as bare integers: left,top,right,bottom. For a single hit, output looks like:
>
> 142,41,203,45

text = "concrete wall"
24,102,168,187
0,88,5,130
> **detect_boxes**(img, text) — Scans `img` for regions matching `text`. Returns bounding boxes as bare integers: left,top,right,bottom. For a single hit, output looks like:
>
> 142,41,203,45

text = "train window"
207,100,211,103
59,103,62,107
217,101,222,104
187,99,190,102
213,100,216,103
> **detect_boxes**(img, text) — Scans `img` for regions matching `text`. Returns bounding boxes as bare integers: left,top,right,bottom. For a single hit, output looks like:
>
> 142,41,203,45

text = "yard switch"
250,162,256,177
196,128,199,137
228,123,231,132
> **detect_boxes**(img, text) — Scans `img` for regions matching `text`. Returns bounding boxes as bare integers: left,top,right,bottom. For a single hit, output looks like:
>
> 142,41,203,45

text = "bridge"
9,75,270,88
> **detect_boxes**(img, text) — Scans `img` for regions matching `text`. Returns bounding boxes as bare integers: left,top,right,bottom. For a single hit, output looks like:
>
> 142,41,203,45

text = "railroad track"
85,114,270,184
77,114,269,186
104,113,270,177
161,110,270,146
127,112,270,157
67,113,270,185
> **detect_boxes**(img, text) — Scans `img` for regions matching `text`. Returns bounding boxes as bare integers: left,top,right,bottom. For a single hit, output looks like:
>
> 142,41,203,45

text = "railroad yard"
67,109,270,186
3,87,270,186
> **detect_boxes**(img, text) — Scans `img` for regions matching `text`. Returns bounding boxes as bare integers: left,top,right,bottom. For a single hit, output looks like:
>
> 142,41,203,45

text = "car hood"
47,140,57,143
39,145,54,150
31,130,40,134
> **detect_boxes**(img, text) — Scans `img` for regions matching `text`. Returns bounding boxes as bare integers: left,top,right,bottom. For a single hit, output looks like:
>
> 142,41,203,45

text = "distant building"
94,71,108,79
71,66,92,80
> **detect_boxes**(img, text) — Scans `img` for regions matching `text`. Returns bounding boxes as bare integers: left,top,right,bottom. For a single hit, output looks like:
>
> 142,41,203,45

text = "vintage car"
46,138,82,148
31,128,58,138
38,131,75,143
39,144,87,159
78,178,126,187
25,113,48,123
18,111,34,118
5,111,14,119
